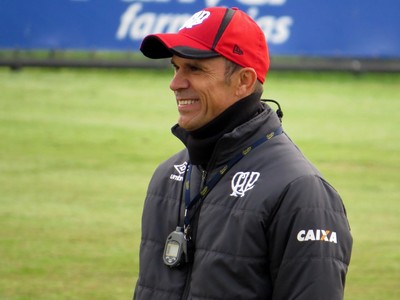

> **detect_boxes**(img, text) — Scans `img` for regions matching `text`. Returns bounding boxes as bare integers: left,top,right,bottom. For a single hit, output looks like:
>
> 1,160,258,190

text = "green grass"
0,67,399,299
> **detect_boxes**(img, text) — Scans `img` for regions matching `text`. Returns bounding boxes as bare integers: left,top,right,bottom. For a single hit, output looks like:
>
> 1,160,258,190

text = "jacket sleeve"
267,175,352,300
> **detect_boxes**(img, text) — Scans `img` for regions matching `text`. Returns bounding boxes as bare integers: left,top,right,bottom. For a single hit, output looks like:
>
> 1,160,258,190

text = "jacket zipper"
181,168,207,300
200,169,207,189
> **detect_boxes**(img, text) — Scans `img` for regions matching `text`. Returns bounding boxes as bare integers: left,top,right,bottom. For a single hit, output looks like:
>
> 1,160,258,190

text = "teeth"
178,100,197,105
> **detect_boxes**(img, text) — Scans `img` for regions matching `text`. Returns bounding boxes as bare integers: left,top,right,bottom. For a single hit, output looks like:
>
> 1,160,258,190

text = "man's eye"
189,65,201,72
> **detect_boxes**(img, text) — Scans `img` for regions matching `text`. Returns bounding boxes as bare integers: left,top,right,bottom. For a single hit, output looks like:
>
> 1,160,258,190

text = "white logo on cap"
180,10,211,30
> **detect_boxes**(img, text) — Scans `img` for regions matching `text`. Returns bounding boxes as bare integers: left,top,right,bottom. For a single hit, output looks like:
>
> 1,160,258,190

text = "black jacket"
134,102,352,300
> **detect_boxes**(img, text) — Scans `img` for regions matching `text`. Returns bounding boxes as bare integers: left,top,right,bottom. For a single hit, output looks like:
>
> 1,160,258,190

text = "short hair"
224,59,264,94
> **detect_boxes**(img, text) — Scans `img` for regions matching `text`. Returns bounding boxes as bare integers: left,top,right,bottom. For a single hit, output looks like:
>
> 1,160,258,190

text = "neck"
173,93,263,166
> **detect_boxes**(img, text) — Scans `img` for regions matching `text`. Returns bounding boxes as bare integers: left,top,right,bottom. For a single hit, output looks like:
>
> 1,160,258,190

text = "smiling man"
170,55,249,131
133,7,352,300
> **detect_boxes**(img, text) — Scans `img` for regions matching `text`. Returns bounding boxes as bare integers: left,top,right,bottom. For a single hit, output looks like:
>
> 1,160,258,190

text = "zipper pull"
200,169,207,188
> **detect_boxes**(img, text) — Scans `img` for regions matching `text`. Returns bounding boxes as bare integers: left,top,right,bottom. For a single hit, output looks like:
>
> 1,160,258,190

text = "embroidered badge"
170,162,188,182
180,10,211,30
230,171,260,197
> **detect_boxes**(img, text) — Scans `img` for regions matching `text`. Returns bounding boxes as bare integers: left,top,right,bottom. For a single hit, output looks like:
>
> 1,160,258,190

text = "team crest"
180,10,210,30
230,171,260,197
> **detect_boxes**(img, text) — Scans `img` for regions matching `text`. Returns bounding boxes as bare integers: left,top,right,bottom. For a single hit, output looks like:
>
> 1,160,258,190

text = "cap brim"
140,33,219,59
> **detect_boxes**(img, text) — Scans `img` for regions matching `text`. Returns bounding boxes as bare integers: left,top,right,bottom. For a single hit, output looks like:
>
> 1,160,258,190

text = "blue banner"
1,0,399,58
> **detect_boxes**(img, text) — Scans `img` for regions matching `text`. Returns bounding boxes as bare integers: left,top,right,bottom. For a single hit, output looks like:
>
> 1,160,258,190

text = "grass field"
0,67,399,300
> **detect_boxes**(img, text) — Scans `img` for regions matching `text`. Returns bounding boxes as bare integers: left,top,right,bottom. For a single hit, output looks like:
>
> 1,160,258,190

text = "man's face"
170,55,240,131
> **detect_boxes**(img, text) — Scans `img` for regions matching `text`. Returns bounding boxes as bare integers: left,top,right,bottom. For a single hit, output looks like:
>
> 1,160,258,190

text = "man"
134,7,352,300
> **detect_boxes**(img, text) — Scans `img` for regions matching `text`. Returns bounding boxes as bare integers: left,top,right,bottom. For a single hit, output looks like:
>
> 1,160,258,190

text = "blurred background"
0,1,399,299
1,0,400,71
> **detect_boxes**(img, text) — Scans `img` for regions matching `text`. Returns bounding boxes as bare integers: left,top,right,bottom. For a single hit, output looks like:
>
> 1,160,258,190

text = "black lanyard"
183,126,283,235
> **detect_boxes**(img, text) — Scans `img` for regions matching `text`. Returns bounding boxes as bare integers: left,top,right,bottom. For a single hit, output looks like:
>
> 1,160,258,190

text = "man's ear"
235,68,258,97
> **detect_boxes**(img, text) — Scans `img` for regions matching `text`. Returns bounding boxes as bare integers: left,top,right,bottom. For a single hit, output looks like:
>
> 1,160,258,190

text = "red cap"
140,7,269,83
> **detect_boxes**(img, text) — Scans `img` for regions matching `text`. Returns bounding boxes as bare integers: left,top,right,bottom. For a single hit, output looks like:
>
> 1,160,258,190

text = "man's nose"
170,71,189,91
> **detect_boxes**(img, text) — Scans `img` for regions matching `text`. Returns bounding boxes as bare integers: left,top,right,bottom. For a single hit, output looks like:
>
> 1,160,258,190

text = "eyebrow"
170,58,206,70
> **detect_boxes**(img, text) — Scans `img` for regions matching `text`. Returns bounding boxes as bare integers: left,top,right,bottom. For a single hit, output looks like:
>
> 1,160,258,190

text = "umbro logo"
233,44,243,55
170,162,188,182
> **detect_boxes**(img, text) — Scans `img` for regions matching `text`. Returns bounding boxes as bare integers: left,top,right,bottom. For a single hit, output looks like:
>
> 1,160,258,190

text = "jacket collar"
172,94,281,168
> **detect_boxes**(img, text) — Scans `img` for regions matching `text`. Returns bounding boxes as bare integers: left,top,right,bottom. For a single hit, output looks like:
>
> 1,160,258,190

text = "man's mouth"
177,99,198,106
